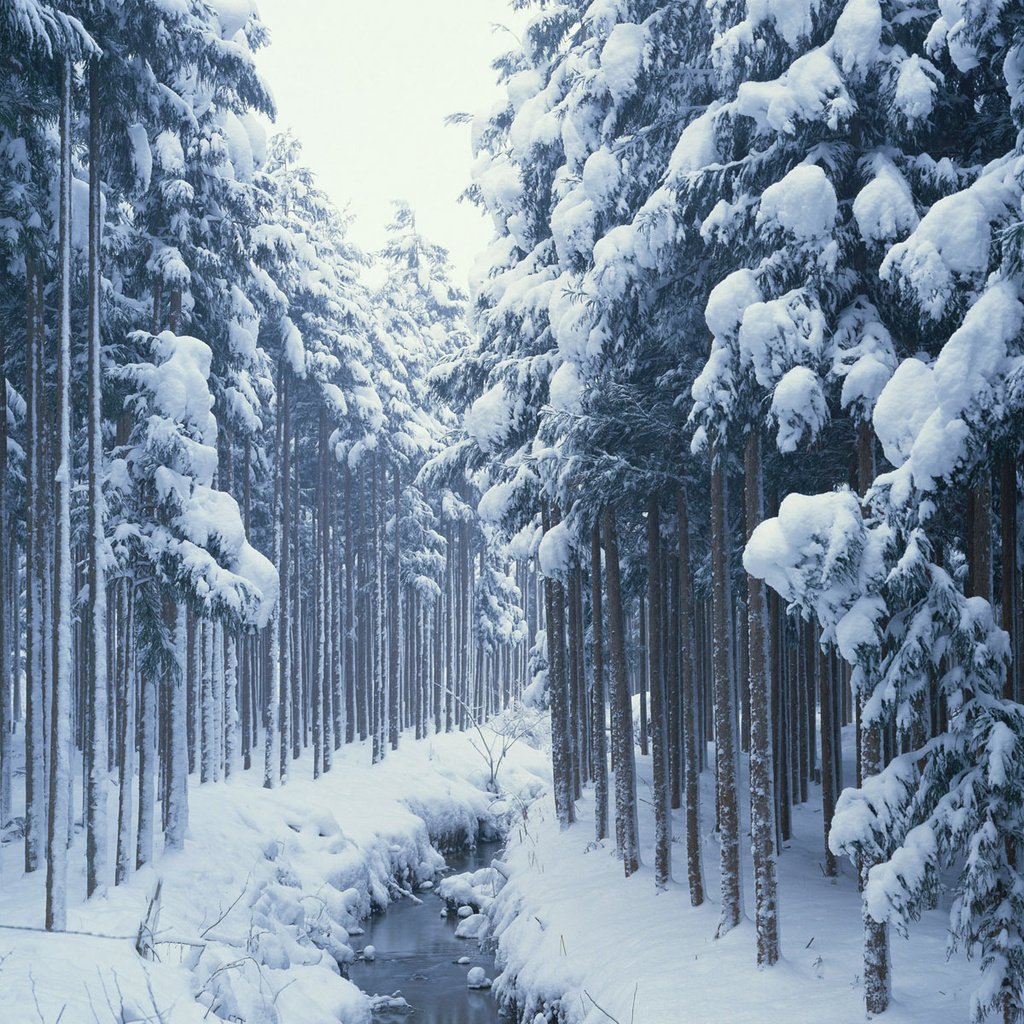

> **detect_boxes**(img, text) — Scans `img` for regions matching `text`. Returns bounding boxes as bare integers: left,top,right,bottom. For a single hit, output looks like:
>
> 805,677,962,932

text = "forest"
0,0,1022,1022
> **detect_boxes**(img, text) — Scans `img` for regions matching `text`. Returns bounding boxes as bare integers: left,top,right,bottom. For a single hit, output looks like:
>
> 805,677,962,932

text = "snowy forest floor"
0,718,978,1024
0,727,549,1023
489,723,976,1024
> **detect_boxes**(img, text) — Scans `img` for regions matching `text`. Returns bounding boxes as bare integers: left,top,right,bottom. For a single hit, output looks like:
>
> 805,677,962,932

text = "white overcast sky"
254,0,519,284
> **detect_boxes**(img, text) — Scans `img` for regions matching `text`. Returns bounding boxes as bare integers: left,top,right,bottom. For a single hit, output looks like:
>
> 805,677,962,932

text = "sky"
254,0,519,285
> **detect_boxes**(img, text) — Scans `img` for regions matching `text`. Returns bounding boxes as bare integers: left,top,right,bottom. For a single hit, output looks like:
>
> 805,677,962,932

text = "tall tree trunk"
0,332,8,832
1001,457,1020,702
590,524,609,842
25,257,45,873
279,367,292,783
818,637,837,877
165,603,188,849
744,431,779,965
857,421,891,1014
390,463,401,750
677,483,704,906
543,504,574,827
84,56,108,898
647,494,672,888
46,59,74,932
291,427,301,761
604,505,640,875
115,583,135,884
710,429,740,937
638,599,649,757
264,362,285,788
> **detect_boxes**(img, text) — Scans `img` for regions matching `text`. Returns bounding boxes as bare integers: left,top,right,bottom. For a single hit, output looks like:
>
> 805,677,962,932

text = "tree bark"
745,430,779,964
46,58,74,932
590,524,609,843
647,493,671,888
604,505,640,875
543,503,575,827
677,483,705,906
710,429,740,937
857,420,891,1014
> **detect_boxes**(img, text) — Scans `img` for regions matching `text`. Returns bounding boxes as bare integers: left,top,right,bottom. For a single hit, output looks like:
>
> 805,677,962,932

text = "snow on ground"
488,723,977,1024
0,728,548,1023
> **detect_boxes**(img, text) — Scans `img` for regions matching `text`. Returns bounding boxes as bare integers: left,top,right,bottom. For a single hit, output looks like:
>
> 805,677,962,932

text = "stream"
348,841,504,1022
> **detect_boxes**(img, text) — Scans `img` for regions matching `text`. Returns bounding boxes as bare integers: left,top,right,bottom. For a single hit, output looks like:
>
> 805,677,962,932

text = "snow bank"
0,728,549,1023
487,731,980,1023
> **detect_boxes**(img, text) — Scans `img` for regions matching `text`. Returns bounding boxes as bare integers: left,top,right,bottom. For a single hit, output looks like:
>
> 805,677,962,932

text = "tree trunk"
647,493,672,888
0,331,8,833
603,505,640,875
677,483,705,906
115,582,135,885
590,524,609,842
745,431,779,964
390,463,401,750
857,421,891,1014
710,429,740,937
543,503,575,827
165,603,188,849
264,361,285,788
46,58,74,932
25,257,45,873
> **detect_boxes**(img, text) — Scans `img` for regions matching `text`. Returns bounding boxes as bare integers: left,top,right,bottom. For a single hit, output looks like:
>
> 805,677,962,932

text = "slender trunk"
857,421,891,1014
638,600,649,757
745,431,779,964
0,332,8,832
279,368,292,782
344,459,356,744
46,59,74,931
164,603,188,849
590,524,609,842
677,483,704,906
136,593,156,871
84,56,109,898
647,494,671,888
115,582,135,884
1001,458,1020,701
604,505,640,875
710,430,740,937
390,463,401,750
291,429,301,761
264,363,285,788
25,258,45,872
543,504,575,826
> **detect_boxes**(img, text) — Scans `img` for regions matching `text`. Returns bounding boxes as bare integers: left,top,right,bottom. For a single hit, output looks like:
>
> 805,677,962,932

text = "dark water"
348,842,504,1023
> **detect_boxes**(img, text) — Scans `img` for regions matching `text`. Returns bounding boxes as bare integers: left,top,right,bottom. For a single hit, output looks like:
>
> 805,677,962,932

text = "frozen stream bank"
349,841,504,1023
0,729,548,1023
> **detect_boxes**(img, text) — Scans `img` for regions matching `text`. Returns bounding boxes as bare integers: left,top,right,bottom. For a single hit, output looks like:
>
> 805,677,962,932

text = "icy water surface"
348,841,503,1023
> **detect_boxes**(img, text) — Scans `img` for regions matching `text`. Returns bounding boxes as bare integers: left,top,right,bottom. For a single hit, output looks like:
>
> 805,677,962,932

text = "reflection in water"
348,843,504,1023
